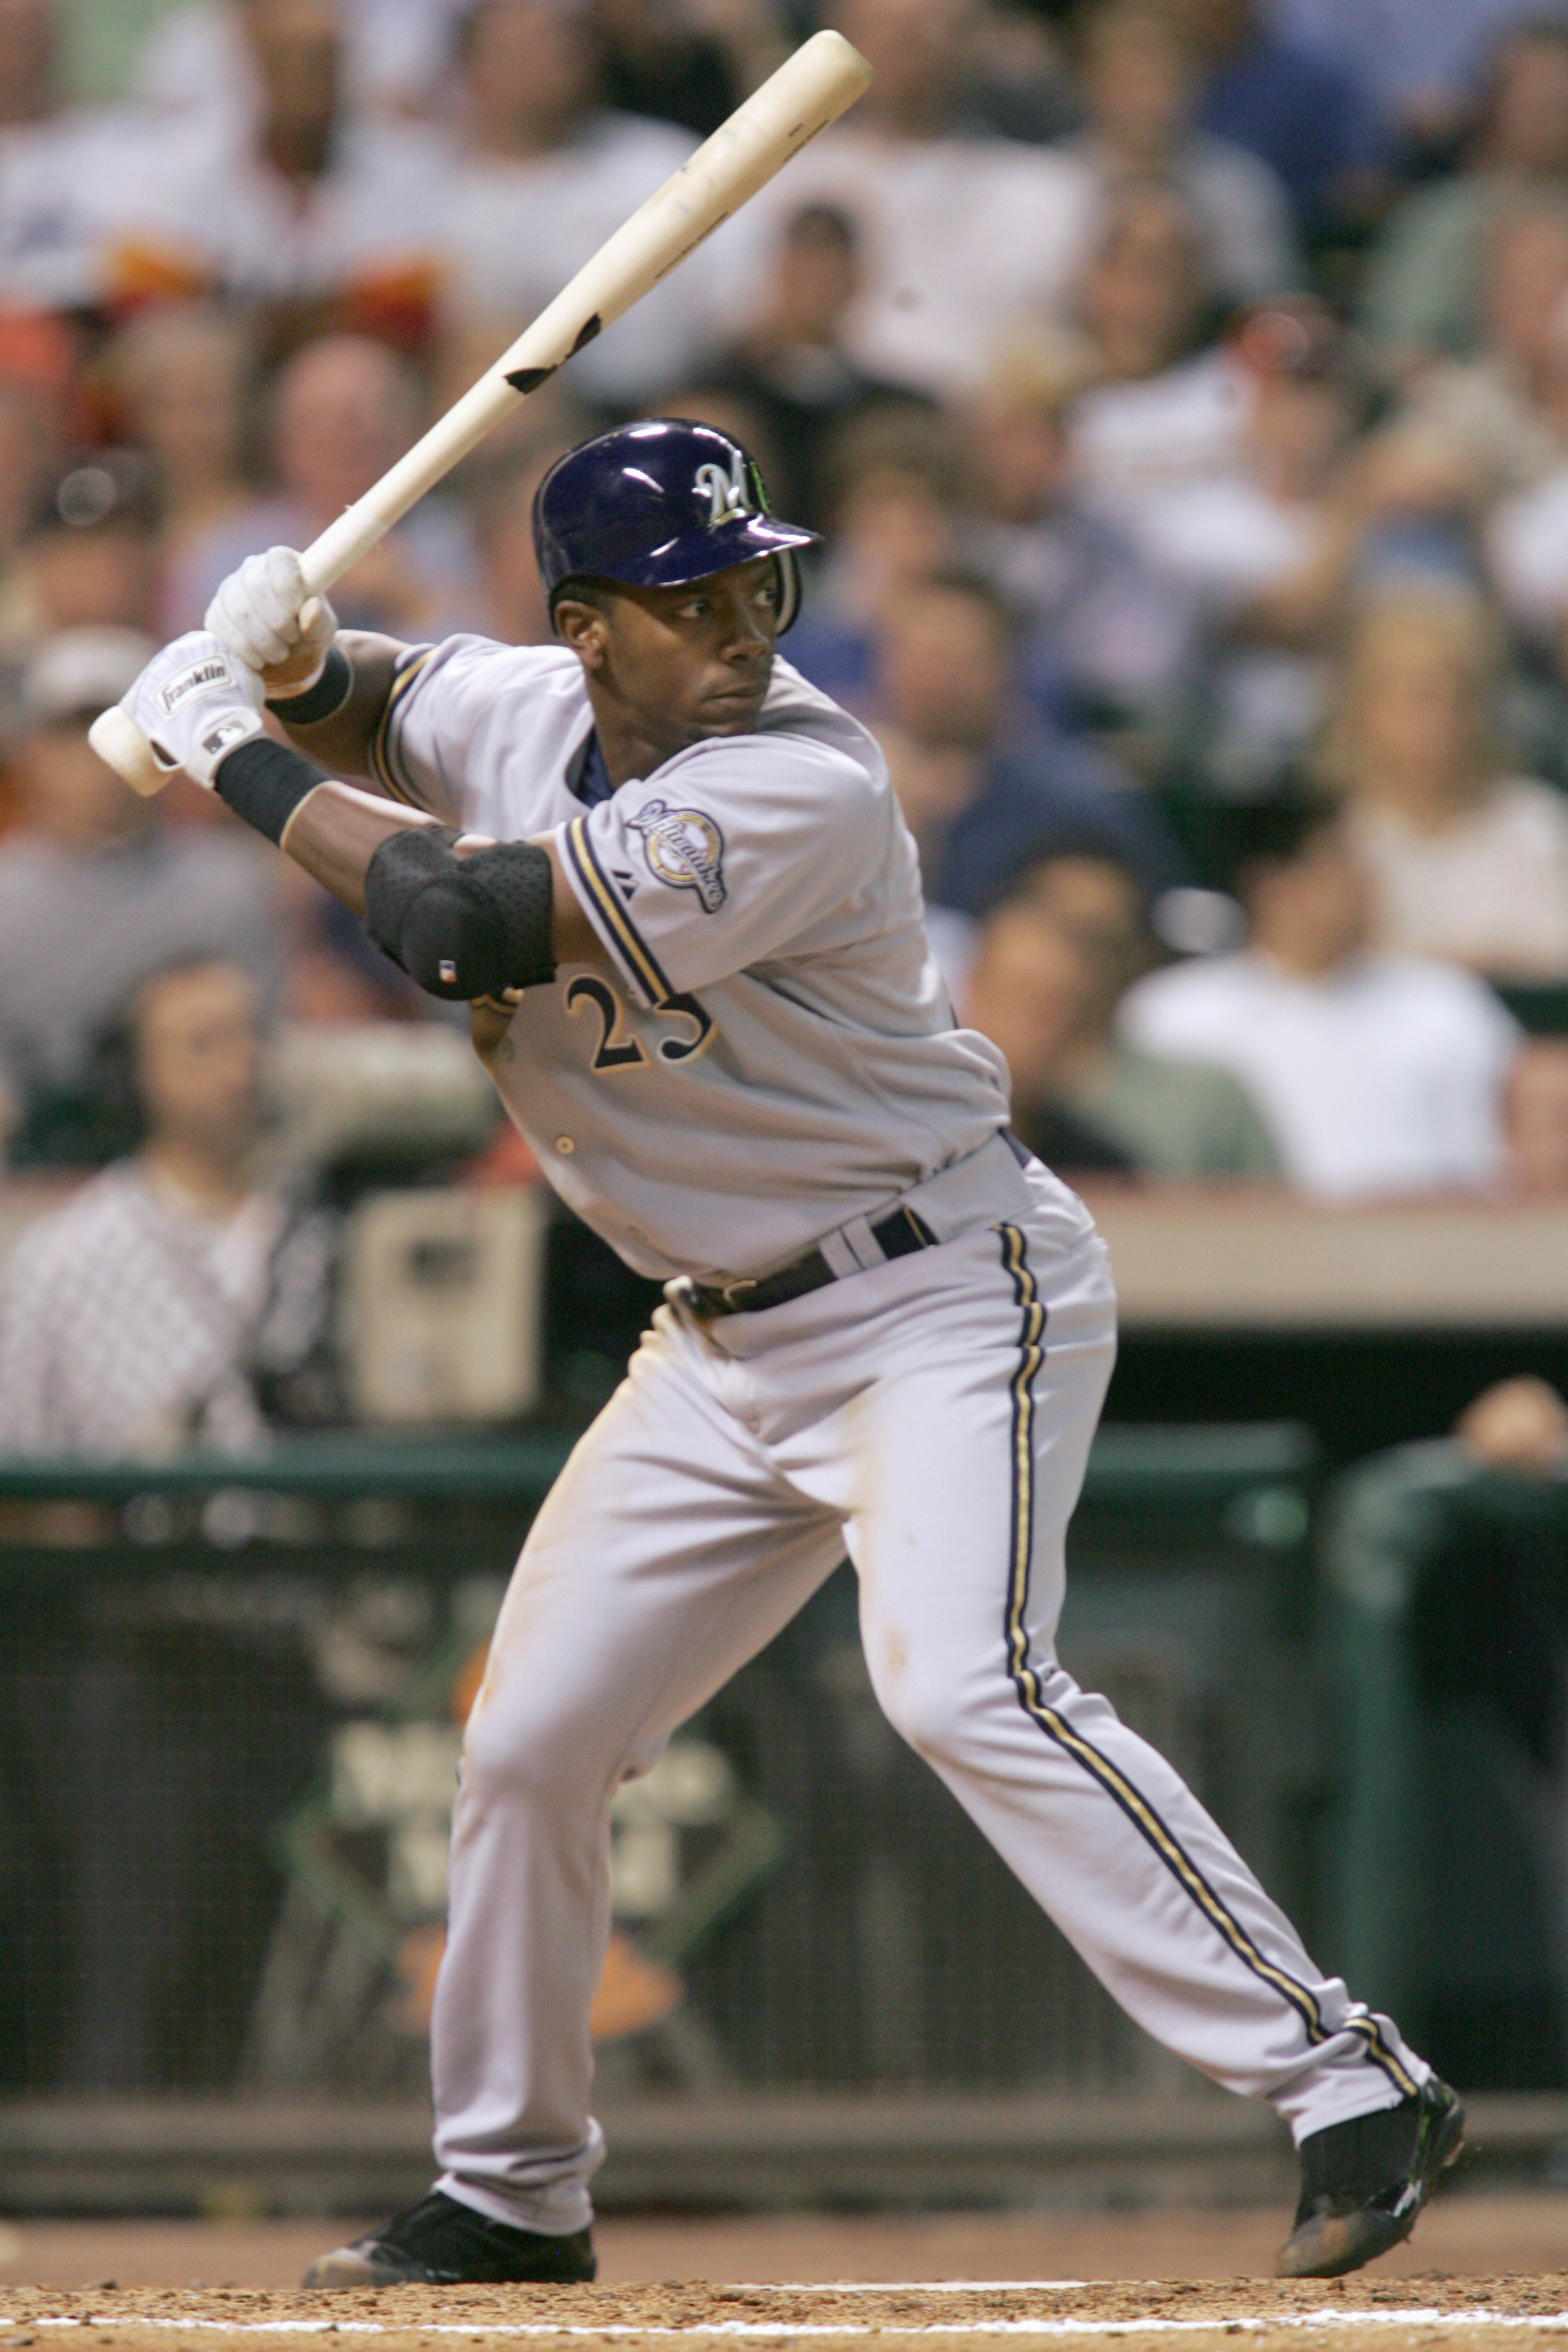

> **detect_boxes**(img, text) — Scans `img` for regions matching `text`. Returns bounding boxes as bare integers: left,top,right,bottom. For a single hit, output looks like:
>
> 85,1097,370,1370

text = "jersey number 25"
566,975,714,1071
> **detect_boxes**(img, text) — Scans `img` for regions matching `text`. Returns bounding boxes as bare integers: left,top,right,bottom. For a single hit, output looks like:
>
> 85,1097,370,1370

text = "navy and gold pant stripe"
995,1222,1417,2102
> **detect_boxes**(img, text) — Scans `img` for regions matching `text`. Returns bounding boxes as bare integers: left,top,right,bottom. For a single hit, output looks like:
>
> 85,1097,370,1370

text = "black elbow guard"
363,827,556,1001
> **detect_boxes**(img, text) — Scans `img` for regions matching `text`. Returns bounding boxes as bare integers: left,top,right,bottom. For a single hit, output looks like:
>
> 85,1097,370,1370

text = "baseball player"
119,420,1460,2289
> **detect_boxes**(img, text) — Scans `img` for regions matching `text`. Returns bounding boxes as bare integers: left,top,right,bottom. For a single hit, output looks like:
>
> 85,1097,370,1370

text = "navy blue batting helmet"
532,419,819,632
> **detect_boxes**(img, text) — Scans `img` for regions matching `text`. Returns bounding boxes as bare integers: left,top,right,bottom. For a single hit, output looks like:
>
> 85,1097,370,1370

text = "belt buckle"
720,1277,758,1311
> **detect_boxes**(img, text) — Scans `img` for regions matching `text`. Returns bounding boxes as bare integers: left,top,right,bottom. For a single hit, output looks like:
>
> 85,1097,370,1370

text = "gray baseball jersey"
371,637,1011,1283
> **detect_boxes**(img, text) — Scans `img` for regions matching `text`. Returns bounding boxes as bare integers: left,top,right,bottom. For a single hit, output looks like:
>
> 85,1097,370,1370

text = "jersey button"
554,1135,576,1155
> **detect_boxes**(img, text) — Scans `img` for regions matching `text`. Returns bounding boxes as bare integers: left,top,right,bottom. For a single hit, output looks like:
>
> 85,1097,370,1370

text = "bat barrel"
305,32,869,596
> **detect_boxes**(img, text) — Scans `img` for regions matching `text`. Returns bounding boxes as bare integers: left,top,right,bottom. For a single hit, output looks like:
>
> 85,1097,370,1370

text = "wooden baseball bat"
91,29,871,794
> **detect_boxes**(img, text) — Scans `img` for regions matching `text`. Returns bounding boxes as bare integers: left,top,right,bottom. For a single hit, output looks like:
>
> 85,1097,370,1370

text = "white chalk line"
5,2311,1568,2340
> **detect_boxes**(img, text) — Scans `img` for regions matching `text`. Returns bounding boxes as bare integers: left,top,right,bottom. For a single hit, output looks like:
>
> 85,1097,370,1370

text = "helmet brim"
589,513,820,590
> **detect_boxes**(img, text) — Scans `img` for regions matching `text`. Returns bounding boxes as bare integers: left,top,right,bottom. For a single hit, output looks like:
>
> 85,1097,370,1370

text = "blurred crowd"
7,0,1568,1447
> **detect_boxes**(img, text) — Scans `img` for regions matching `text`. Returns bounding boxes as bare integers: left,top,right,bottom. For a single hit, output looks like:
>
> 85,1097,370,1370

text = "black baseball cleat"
301,2190,596,2288
1275,2075,1465,2279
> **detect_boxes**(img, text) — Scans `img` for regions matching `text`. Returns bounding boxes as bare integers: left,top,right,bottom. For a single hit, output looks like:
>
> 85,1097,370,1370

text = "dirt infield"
7,2202,1568,2352
10,2196,1568,2292
5,2275,1568,2352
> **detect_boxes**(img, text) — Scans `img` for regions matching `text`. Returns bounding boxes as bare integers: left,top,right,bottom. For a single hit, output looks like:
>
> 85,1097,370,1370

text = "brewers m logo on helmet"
626,799,727,912
694,449,750,528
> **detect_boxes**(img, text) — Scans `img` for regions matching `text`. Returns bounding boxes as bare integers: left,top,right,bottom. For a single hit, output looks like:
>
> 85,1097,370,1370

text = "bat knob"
89,705,170,797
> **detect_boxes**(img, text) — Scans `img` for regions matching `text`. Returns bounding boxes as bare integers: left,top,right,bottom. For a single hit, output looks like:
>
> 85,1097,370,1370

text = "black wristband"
214,736,330,846
266,644,352,725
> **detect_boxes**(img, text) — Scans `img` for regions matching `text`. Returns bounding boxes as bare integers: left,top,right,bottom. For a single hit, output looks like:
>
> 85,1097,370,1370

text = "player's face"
562,556,783,758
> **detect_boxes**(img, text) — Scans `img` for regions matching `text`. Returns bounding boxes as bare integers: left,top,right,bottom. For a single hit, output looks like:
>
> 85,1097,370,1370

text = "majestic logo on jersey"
626,800,726,912
694,451,750,528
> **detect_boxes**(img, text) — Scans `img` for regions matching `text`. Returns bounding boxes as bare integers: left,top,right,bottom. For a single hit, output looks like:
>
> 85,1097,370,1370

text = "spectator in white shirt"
0,954,338,1457
1326,579,1568,978
1121,785,1521,1197
439,0,724,411
720,0,1096,401
1059,0,1304,307
1065,177,1249,520
1112,296,1386,791
1482,283,1568,663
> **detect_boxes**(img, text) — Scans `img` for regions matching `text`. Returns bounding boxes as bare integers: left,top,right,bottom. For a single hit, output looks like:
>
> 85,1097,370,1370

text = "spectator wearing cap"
720,0,1096,401
164,333,481,642
1172,0,1389,235
1362,18,1568,371
863,570,1186,987
1326,580,1568,978
0,628,280,1168
439,0,733,411
697,205,932,535
1058,0,1305,308
966,849,1283,1179
1121,785,1521,1197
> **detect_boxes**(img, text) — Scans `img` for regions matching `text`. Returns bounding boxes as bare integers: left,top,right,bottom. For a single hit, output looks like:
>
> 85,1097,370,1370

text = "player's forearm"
214,738,598,986
267,632,402,781
278,776,439,918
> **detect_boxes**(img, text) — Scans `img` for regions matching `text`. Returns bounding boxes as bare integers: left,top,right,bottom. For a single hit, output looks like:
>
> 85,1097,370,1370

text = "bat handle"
89,594,336,796
88,703,170,798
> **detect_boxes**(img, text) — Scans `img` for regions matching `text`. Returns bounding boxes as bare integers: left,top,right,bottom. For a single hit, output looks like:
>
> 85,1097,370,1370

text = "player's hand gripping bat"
88,30,871,795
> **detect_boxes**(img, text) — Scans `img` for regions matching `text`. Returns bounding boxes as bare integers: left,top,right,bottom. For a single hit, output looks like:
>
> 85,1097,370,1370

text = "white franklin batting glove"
121,632,266,787
205,546,338,697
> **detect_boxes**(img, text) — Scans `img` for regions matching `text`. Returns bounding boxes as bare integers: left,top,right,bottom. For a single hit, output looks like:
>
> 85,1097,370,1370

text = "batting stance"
119,421,1459,2289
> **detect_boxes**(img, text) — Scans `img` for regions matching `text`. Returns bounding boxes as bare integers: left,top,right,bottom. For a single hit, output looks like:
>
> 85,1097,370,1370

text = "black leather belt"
688,1202,938,1320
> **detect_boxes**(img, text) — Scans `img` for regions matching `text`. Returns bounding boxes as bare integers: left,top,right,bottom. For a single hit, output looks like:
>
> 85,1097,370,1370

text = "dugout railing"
1321,1444,1568,2096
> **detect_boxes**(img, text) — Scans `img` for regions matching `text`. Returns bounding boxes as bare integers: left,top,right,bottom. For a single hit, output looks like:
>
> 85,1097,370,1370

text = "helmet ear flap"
775,549,803,633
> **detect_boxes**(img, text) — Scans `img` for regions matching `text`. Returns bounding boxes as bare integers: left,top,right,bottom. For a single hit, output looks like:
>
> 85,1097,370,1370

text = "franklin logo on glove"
159,652,242,713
